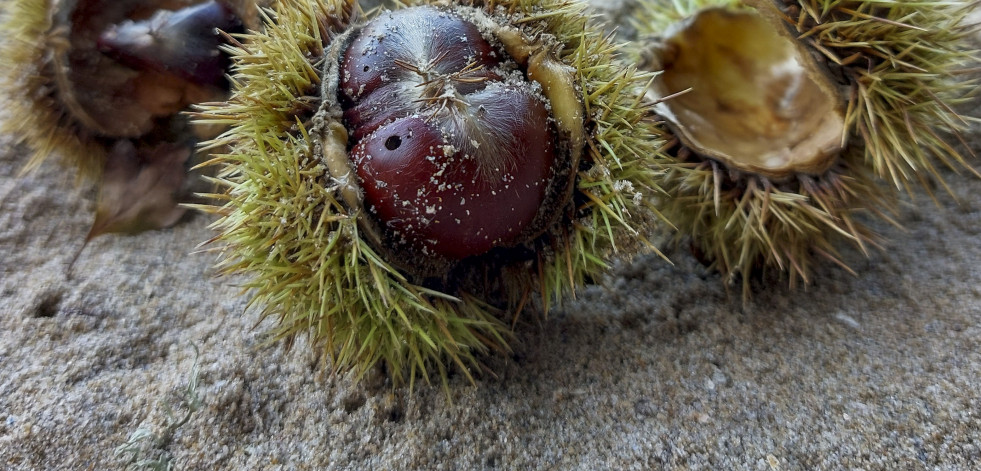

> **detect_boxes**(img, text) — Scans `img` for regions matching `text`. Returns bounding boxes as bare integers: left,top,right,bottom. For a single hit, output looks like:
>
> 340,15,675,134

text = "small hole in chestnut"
384,135,402,151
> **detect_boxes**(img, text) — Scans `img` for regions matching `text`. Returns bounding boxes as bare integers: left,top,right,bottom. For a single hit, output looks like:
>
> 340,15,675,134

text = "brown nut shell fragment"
647,6,847,179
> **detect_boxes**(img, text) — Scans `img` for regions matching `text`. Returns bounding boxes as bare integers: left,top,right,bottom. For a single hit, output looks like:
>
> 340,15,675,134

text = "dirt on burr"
2,1,980,470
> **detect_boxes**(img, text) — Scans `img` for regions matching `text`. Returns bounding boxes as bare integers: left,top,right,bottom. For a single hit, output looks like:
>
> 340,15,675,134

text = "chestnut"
1,0,260,176
97,1,244,89
340,7,556,260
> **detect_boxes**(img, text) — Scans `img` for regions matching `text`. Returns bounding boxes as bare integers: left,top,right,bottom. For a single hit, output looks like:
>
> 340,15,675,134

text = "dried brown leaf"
86,139,191,240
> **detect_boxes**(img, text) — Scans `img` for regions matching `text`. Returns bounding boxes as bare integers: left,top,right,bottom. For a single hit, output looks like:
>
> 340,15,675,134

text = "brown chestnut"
97,0,244,88
339,7,556,260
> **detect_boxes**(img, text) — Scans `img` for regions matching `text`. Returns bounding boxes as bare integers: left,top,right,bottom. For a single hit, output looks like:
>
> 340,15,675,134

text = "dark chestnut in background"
97,0,243,88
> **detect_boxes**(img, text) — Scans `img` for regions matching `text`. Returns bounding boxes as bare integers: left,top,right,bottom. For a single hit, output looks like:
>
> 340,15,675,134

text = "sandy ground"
2,1,981,470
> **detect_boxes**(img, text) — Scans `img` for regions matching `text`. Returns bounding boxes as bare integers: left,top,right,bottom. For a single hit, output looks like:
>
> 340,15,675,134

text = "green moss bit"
195,0,669,387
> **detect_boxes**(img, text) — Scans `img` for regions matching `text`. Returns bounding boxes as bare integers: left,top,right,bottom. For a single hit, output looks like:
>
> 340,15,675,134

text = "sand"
1,1,980,469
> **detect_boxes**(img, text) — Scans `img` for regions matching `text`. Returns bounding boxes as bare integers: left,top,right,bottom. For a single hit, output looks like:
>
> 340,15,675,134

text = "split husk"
194,0,669,387
634,0,979,296
0,0,263,177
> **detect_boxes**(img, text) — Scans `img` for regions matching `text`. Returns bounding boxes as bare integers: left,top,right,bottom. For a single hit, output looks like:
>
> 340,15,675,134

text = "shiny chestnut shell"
97,0,243,88
339,7,557,260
